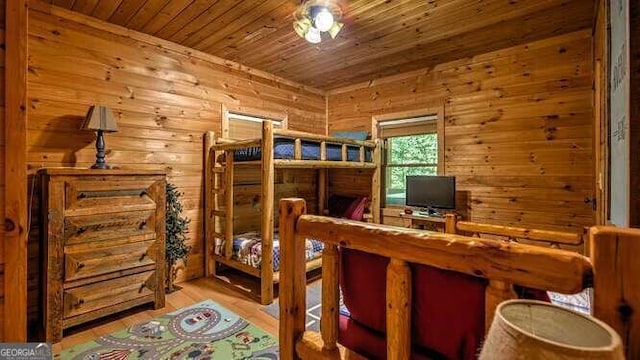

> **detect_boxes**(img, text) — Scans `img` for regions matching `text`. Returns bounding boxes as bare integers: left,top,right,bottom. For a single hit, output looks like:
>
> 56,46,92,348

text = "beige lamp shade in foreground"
82,105,118,169
480,300,624,360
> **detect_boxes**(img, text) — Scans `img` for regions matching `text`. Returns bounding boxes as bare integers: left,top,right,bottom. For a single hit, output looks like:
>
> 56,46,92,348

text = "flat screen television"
406,175,456,211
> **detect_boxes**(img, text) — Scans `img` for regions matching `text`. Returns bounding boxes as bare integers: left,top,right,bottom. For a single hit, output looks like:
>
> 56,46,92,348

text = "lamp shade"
480,300,623,360
82,105,118,132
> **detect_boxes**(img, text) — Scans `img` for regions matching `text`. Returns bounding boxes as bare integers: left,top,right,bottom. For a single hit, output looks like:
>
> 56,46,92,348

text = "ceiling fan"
293,0,344,44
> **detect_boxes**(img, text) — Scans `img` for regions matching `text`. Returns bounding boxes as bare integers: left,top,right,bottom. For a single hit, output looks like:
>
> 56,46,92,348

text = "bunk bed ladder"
212,151,234,262
204,130,234,277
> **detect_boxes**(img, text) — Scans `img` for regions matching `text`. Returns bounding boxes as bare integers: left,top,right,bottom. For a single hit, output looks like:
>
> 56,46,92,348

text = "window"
374,112,441,206
385,133,438,205
226,112,283,139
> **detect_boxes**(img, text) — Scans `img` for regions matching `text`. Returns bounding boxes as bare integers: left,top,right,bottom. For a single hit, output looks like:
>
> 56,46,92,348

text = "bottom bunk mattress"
218,231,324,272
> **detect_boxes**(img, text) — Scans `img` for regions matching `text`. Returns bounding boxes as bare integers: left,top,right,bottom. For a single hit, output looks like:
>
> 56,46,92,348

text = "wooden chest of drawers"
39,168,166,343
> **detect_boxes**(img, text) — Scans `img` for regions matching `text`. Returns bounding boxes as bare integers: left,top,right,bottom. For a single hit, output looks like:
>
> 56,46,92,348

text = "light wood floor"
52,276,285,353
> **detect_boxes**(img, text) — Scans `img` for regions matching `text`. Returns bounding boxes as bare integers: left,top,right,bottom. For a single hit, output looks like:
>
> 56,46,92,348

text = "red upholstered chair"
339,249,486,360
337,249,550,360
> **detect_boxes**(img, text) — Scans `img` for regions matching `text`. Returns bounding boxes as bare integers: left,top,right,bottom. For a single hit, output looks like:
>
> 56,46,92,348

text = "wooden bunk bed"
203,121,380,304
279,198,640,359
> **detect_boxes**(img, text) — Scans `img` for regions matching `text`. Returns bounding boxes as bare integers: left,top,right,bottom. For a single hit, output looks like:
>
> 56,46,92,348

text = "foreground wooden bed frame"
203,122,381,304
279,198,640,359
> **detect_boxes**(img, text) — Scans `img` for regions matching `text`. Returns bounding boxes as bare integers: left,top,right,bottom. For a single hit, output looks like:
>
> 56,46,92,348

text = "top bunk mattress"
233,137,373,162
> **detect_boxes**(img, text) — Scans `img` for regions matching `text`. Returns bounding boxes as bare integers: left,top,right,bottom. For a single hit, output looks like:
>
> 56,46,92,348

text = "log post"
320,141,327,161
387,258,411,360
279,198,307,360
261,121,275,304
294,138,302,160
341,144,347,162
444,213,457,234
591,226,640,359
204,131,215,276
371,139,382,223
318,169,328,215
224,150,234,260
484,280,517,333
321,244,340,352
5,0,28,341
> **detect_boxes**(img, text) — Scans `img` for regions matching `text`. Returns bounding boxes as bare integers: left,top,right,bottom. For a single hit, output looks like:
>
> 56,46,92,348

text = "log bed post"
319,141,328,215
279,199,307,360
387,258,412,360
321,244,340,353
591,226,640,359
261,121,276,304
371,139,382,223
444,213,457,234
204,131,215,276
224,147,234,260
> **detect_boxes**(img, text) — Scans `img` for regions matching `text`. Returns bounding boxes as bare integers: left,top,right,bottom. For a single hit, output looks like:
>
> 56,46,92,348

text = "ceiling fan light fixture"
304,26,322,44
293,18,312,38
327,21,344,39
293,0,343,44
313,7,334,32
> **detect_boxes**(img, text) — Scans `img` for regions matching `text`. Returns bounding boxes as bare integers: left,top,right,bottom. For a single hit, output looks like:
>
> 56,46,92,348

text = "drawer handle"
139,252,147,262
139,283,146,293
139,221,147,230
76,262,85,270
74,298,85,308
140,190,148,197
76,227,86,235
77,192,87,199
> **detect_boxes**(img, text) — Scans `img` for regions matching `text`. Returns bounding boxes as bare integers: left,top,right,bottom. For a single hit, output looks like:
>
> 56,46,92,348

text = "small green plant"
165,182,191,293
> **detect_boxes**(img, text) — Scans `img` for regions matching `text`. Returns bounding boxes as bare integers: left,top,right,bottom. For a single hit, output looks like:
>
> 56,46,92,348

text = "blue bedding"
233,137,372,162
228,231,324,272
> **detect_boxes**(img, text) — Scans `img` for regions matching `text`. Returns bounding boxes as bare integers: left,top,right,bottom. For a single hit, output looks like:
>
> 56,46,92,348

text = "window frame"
371,105,445,207
221,104,288,140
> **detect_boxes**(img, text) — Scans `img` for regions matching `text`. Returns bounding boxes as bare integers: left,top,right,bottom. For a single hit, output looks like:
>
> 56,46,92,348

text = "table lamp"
480,300,623,360
82,105,118,169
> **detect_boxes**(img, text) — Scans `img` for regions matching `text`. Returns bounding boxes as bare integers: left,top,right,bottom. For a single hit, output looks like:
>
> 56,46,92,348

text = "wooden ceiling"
49,0,595,90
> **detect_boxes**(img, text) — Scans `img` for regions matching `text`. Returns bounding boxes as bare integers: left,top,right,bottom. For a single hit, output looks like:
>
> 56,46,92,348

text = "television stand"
398,211,457,232
417,208,443,218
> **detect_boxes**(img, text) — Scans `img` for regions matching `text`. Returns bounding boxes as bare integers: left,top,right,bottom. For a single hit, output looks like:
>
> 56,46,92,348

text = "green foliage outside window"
386,133,438,205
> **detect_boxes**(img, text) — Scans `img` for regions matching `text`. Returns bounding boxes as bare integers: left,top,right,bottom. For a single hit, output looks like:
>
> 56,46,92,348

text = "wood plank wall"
328,30,594,233
0,0,5,341
25,2,325,329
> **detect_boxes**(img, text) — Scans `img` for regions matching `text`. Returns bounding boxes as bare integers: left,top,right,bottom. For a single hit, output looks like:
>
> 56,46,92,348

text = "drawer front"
64,210,155,245
65,240,156,282
63,270,156,319
382,216,411,228
64,178,161,217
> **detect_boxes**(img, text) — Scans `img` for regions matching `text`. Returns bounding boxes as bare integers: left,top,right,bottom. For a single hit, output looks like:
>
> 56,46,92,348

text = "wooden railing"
278,198,640,359
208,122,377,165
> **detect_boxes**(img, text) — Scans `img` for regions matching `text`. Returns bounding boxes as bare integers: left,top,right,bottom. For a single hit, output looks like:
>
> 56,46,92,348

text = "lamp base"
90,163,111,170
92,129,110,170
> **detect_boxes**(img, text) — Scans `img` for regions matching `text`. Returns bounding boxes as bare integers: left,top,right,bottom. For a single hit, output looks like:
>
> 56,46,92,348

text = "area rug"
262,282,349,332
57,300,278,360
